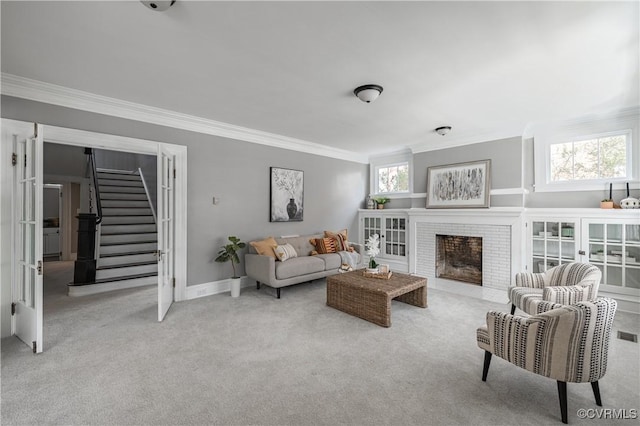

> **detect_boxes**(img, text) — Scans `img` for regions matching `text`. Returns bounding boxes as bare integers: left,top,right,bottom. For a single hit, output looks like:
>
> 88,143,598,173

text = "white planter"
230,278,241,297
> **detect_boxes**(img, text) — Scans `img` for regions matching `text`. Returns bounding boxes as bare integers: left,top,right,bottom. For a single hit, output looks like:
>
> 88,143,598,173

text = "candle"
627,182,630,197
609,183,612,200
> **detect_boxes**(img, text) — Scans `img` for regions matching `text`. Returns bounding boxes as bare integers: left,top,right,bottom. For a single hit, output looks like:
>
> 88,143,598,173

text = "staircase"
94,169,157,289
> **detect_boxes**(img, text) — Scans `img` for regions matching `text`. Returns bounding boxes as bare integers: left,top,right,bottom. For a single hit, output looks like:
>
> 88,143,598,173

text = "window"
533,113,637,193
370,151,413,196
550,133,628,182
376,162,409,193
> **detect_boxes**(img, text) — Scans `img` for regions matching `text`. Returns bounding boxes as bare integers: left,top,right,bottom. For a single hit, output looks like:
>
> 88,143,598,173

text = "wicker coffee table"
326,270,427,327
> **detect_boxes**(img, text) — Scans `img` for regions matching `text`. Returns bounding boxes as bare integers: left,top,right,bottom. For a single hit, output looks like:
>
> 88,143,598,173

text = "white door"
157,144,175,321
11,122,44,353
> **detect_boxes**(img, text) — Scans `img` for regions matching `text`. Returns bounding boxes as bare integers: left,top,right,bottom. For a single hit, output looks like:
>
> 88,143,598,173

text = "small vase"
600,201,614,209
377,204,384,209
287,198,297,219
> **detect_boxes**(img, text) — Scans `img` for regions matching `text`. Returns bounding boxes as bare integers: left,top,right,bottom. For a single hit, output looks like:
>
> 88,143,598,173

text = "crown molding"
1,73,369,164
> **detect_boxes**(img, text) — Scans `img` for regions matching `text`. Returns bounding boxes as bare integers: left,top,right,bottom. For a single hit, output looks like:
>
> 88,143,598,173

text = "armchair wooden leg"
591,381,602,406
557,381,568,424
482,351,492,382
276,288,281,299
510,304,516,315
256,281,261,290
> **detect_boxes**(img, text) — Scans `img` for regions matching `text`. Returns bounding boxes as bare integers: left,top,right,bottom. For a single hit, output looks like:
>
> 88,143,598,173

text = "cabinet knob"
578,250,586,255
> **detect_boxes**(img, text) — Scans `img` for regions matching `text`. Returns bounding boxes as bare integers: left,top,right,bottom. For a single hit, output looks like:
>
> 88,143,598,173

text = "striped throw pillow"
324,229,349,251
273,243,298,262
311,237,337,254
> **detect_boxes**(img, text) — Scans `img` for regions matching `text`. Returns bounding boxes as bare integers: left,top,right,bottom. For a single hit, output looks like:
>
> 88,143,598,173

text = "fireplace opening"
436,234,482,285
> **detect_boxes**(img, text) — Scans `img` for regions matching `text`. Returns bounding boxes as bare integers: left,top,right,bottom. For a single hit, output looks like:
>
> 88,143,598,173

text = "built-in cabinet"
43,227,60,257
529,219,579,273
359,210,408,272
583,219,640,295
526,210,640,303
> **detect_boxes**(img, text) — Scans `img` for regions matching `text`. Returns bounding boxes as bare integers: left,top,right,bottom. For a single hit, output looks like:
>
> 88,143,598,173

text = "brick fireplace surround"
408,208,524,303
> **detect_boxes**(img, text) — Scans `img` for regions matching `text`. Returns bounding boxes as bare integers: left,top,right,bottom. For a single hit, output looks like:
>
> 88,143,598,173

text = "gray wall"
385,136,524,209
2,96,368,287
43,187,60,220
44,143,86,178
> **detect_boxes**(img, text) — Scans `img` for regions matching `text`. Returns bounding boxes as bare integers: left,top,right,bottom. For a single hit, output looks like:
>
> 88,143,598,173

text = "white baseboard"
186,276,253,300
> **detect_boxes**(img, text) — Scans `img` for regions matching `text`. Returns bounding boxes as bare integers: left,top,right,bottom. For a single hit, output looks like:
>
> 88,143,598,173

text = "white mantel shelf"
362,207,639,219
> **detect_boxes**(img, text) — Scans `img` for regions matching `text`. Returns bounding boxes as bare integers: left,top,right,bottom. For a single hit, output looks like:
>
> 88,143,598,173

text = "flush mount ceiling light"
354,84,383,103
435,126,452,136
141,0,175,11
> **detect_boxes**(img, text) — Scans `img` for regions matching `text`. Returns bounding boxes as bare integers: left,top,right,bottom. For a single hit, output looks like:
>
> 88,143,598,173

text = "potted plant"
215,236,246,297
601,184,614,209
600,199,614,209
373,197,390,209
365,234,380,272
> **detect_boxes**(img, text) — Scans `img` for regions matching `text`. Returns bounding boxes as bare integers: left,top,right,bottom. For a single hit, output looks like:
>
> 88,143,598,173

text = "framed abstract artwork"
426,160,491,208
270,167,304,222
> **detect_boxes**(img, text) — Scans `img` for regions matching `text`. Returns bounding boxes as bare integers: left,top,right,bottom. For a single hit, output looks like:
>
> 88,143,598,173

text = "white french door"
10,121,44,353
157,144,176,321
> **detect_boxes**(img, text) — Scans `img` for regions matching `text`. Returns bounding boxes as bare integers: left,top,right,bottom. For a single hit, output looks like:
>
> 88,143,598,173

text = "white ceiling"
2,1,638,157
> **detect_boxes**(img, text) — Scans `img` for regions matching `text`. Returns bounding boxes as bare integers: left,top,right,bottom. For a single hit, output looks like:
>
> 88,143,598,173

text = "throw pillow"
324,229,350,251
273,243,298,262
249,237,278,259
310,237,337,254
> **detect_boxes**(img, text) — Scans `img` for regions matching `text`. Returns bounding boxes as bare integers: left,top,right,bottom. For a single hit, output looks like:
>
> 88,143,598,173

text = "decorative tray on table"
362,270,393,279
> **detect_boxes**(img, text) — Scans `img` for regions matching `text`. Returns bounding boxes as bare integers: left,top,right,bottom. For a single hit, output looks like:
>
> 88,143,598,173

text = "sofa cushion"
310,237,337,254
273,243,298,262
324,229,350,251
315,253,342,270
276,235,319,257
275,256,325,280
249,237,278,259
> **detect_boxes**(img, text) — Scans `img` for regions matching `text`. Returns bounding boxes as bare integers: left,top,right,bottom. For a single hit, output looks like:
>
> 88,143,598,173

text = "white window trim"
533,111,639,193
369,151,413,197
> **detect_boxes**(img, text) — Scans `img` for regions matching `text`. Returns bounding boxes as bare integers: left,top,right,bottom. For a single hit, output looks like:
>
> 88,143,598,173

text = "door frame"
41,125,188,301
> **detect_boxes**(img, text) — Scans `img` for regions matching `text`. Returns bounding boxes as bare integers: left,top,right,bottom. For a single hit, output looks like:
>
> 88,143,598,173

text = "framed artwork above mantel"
426,160,491,208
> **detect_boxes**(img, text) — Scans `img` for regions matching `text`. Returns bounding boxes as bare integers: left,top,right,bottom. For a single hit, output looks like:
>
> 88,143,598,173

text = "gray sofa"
245,234,363,298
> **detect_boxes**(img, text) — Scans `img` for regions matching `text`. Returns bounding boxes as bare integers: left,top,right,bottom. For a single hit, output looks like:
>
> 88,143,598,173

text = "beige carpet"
1,261,638,425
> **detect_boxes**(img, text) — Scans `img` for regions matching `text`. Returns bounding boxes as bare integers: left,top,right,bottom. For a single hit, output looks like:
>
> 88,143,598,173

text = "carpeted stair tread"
97,261,157,270
100,250,157,258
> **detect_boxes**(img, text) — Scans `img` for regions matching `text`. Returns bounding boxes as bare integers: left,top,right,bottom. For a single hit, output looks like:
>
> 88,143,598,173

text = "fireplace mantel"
407,207,524,223
407,207,525,293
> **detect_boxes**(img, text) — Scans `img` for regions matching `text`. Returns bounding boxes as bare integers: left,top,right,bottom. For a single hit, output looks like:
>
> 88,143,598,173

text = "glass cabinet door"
363,217,381,243
384,217,406,258
585,220,640,292
531,220,576,273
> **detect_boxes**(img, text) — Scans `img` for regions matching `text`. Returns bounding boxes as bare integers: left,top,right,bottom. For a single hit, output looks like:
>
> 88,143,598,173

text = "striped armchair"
509,263,601,315
477,297,617,424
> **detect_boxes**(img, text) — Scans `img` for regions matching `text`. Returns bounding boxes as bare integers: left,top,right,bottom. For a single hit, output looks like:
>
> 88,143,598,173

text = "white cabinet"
43,227,60,257
359,210,408,272
582,219,640,296
528,219,579,273
526,209,640,307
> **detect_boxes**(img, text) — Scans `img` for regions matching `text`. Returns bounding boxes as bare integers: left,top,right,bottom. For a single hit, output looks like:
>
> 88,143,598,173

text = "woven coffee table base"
326,270,427,327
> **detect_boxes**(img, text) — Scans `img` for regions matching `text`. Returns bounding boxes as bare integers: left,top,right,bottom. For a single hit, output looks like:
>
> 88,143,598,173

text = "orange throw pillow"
324,229,349,251
249,237,278,259
310,237,337,254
